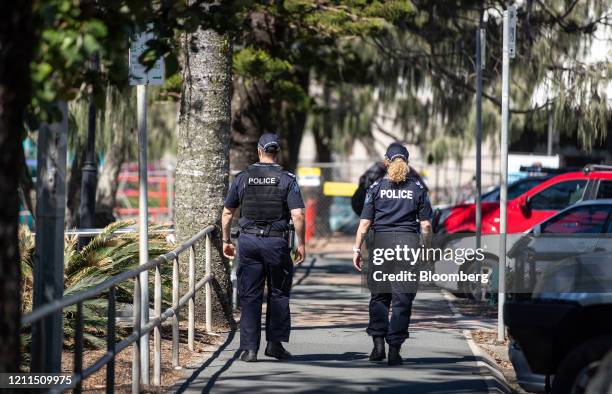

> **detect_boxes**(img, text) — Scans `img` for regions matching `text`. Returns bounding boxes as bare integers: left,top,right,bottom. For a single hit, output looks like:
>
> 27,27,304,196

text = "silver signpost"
475,24,484,301
129,27,165,386
498,5,516,342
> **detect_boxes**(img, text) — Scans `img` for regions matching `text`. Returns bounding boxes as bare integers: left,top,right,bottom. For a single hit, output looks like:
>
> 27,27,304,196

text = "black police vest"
240,165,287,224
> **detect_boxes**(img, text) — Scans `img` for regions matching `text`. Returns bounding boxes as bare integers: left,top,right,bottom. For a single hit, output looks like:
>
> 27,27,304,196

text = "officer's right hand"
223,242,236,259
353,252,362,272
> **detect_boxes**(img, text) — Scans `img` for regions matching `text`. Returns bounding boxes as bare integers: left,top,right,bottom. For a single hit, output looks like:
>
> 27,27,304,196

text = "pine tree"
175,28,234,327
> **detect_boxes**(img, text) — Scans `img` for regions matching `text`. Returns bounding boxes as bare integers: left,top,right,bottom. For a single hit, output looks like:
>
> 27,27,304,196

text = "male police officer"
221,133,306,362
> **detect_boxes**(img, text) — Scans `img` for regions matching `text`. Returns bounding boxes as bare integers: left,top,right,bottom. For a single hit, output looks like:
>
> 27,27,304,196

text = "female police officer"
352,142,433,366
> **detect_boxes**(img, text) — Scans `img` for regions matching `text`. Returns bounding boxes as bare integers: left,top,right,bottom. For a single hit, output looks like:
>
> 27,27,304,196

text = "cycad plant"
20,220,174,349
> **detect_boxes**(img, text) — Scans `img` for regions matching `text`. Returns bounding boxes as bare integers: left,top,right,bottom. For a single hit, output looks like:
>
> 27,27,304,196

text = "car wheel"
459,257,495,300
552,336,612,394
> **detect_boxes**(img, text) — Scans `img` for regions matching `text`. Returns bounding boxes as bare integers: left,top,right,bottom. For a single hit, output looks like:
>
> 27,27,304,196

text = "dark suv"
504,200,612,393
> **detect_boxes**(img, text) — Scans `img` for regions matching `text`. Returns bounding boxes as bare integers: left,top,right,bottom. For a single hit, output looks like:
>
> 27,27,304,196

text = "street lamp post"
79,53,99,247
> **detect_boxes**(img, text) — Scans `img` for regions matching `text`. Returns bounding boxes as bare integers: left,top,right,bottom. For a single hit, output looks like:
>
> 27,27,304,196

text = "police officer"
221,133,306,362
352,142,433,366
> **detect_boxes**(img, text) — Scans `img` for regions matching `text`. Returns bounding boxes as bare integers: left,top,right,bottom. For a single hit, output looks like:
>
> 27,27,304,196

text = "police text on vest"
380,189,413,199
248,177,278,185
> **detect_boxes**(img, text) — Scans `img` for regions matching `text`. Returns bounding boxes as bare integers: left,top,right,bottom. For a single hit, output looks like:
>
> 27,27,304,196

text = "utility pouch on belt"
241,166,286,222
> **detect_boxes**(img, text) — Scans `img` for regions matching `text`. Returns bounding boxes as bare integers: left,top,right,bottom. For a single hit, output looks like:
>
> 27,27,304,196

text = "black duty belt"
241,228,288,238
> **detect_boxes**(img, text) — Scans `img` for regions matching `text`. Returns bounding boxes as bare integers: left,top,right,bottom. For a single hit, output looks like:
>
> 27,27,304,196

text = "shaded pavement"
175,253,508,393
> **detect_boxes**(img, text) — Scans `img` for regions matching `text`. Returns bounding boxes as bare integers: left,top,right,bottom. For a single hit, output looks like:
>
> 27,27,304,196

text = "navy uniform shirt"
361,176,432,232
225,163,305,231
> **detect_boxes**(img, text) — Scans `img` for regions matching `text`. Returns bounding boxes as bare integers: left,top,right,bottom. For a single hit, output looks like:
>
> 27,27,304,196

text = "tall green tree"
230,1,414,172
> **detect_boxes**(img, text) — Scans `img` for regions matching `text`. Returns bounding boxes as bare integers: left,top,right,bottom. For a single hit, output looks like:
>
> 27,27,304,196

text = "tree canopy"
25,0,612,166
317,0,611,163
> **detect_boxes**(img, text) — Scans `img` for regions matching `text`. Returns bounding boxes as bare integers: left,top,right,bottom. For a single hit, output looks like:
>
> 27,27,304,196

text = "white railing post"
188,246,195,351
153,260,162,385
132,275,141,393
205,234,212,333
172,256,180,368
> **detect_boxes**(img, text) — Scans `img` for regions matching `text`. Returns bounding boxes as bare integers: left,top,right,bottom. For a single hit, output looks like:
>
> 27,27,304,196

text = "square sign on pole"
480,28,486,69
508,5,517,59
129,29,165,86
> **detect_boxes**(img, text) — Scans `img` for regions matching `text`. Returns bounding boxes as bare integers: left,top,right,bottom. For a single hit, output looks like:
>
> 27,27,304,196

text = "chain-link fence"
297,159,500,241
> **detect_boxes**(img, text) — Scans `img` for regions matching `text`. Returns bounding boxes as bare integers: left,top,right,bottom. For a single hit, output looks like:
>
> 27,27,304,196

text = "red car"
441,165,612,235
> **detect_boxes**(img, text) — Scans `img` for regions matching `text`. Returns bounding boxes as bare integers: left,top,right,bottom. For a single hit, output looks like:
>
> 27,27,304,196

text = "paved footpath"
175,254,509,394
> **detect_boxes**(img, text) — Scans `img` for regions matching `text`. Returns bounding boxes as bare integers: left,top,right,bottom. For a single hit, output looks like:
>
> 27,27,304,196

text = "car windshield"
481,177,548,202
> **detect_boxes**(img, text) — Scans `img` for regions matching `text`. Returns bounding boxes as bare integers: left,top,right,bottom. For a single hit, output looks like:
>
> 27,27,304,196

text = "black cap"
385,142,409,162
258,133,281,153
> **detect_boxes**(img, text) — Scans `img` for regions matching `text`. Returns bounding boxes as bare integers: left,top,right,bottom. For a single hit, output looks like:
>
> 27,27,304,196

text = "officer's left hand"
293,245,305,265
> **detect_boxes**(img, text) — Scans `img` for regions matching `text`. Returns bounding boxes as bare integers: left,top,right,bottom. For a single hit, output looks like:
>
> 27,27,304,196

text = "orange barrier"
305,199,317,241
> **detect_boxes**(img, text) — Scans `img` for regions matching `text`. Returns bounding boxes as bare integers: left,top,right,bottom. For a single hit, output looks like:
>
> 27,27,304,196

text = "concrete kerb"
442,290,513,394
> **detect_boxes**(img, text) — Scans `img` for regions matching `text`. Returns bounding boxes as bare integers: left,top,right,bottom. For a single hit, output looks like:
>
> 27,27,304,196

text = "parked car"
504,200,612,393
439,165,612,235
432,175,551,233
434,199,612,297
329,196,359,234
505,252,612,394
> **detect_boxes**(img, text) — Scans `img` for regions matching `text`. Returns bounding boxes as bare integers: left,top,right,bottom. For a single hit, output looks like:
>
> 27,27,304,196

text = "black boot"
240,349,258,362
388,345,403,366
369,336,386,361
265,341,292,360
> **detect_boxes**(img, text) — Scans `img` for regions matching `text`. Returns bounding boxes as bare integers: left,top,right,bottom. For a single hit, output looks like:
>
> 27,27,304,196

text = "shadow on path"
175,330,238,394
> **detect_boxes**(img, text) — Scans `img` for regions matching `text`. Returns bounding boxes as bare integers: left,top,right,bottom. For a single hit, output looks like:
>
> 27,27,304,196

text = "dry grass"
471,329,528,393
471,329,512,369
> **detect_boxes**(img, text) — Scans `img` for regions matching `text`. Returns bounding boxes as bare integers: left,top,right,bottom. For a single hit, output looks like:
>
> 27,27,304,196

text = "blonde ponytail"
385,158,409,183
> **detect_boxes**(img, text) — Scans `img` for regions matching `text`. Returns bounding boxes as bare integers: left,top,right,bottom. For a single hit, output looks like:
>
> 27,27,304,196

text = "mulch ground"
60,321,225,393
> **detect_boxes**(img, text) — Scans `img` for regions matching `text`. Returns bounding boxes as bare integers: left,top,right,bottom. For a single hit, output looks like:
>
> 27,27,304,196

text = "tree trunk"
175,28,234,328
312,85,333,235
230,77,273,174
95,85,136,227
19,145,36,220
279,71,309,172
66,148,84,228
95,141,124,226
0,0,33,377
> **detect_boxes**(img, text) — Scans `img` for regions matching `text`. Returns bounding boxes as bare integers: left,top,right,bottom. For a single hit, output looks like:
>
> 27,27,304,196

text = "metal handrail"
64,227,175,237
31,227,175,237
22,225,216,393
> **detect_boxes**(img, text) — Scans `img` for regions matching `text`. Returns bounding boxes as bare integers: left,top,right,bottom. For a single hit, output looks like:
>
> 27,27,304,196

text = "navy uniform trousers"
237,233,294,351
366,231,419,347
367,292,417,346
